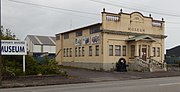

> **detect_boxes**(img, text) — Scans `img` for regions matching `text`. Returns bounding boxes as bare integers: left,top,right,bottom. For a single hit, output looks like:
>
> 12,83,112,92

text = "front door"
142,48,147,61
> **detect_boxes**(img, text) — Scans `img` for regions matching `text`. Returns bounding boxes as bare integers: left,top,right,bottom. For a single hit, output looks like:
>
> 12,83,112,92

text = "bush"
2,55,66,76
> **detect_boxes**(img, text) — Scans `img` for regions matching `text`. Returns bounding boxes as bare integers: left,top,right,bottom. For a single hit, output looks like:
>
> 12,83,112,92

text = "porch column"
135,43,139,57
149,43,153,58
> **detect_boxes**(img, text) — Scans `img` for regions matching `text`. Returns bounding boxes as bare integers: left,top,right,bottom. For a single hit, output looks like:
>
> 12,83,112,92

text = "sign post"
1,40,27,73
23,55,25,72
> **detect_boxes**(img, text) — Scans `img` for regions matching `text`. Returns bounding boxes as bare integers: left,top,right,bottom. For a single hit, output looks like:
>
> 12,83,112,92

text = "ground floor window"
82,47,85,56
66,48,69,57
79,47,81,57
75,47,77,57
122,46,126,56
109,45,113,56
63,48,66,57
139,45,141,57
89,46,92,56
70,48,72,57
153,47,156,57
131,45,135,57
157,47,160,57
115,45,121,56
95,45,99,56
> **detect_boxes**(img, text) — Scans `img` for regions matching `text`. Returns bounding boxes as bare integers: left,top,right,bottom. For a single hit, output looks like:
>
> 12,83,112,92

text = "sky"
1,0,180,50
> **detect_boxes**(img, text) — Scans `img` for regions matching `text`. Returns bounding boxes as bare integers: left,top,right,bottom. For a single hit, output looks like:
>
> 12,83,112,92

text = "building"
25,35,56,59
166,45,180,64
56,9,167,72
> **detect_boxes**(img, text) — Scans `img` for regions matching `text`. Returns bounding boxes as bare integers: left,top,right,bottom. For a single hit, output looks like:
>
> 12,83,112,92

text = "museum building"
56,9,167,72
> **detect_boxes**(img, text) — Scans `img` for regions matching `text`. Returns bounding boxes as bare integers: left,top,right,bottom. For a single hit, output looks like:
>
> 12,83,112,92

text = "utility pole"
0,0,2,86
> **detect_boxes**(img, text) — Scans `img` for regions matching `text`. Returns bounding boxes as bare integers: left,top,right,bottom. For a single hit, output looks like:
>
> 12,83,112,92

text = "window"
82,47,85,56
157,47,160,57
75,47,77,57
90,26,100,34
56,34,60,40
131,45,135,57
115,45,121,56
64,33,69,39
63,49,66,57
76,30,82,37
153,47,156,57
89,46,92,56
79,47,81,57
122,46,126,56
139,45,141,57
70,48,72,57
95,45,99,56
109,45,113,56
66,48,68,57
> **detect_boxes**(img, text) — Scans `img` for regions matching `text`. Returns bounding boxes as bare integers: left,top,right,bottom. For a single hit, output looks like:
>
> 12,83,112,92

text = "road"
1,76,180,92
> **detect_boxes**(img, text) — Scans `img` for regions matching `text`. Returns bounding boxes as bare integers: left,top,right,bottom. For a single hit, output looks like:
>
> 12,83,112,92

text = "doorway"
142,48,147,61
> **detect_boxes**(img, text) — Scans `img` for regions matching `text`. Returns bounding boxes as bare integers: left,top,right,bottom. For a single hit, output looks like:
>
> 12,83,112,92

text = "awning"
126,35,156,42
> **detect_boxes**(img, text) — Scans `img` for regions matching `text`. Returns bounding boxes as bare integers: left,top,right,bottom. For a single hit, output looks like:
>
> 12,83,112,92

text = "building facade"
56,9,167,71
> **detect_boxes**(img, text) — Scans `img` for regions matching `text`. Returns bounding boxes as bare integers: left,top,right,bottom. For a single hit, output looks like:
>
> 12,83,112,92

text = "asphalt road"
1,76,180,92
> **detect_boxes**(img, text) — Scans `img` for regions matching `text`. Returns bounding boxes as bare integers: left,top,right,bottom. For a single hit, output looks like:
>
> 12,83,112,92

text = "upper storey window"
152,21,162,27
64,33,69,39
106,15,120,22
76,30,82,37
56,34,60,40
90,26,100,34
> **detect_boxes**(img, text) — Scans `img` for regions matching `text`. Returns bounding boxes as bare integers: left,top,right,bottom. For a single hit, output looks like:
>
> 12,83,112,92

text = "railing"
135,58,149,68
150,59,164,68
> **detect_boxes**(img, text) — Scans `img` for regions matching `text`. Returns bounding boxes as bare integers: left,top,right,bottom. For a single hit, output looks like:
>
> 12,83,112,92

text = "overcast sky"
2,0,180,50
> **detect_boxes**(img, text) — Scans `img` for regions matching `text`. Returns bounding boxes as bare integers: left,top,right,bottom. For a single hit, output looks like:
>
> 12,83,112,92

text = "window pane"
115,45,121,56
89,46,92,56
131,45,135,57
96,45,99,56
76,30,82,37
75,47,77,57
63,48,66,57
82,47,85,56
109,45,113,56
157,47,160,57
79,47,81,57
66,48,68,57
123,46,126,56
64,33,69,39
153,47,156,57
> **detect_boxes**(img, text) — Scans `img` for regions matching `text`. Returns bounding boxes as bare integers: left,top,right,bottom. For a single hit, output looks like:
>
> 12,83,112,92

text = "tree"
0,25,16,86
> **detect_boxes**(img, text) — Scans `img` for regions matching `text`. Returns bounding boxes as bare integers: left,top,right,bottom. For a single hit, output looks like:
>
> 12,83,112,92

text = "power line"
8,0,100,16
7,0,180,25
107,0,179,15
89,0,180,18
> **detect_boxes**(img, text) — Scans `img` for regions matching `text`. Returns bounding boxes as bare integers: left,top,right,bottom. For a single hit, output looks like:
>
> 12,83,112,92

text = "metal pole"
23,55,25,73
0,0,2,85
0,47,1,85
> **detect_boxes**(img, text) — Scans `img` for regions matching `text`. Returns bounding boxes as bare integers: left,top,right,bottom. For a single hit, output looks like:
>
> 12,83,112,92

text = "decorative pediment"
131,12,144,23
126,35,156,42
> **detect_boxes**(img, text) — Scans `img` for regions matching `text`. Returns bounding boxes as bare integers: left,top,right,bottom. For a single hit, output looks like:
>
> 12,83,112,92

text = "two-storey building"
56,9,167,72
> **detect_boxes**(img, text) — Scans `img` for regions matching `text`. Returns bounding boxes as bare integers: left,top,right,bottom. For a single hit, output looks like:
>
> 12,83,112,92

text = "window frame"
122,46,126,56
115,45,121,56
95,45,99,56
89,46,92,56
109,45,113,56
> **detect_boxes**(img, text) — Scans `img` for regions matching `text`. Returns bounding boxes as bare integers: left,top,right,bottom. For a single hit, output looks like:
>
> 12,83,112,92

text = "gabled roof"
56,23,102,35
26,35,56,46
166,45,180,56
126,35,156,42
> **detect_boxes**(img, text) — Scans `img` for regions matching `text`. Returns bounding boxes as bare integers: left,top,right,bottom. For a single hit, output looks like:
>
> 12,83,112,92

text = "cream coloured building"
56,9,167,72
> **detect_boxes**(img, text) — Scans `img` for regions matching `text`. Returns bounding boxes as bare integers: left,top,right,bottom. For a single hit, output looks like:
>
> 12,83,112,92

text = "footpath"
1,67,180,88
